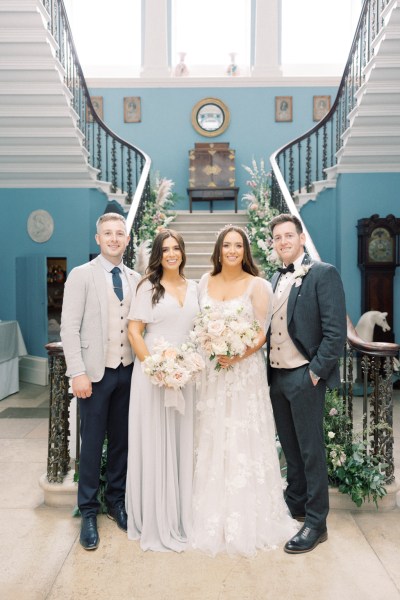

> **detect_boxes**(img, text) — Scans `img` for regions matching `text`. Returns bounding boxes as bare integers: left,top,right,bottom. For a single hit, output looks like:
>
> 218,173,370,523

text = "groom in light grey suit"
61,212,140,550
268,213,346,554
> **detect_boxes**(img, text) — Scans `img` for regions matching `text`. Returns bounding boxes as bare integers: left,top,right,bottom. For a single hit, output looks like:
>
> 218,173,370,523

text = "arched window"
171,0,252,76
63,0,141,77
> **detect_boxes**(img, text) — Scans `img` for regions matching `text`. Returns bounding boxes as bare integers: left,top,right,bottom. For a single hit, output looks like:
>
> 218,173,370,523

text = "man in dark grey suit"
268,213,346,554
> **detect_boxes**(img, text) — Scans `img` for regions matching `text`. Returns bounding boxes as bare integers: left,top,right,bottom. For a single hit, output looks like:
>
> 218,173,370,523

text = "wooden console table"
187,187,239,213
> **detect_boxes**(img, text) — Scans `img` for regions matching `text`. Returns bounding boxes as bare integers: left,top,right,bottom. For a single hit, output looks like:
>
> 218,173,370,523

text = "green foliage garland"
324,389,388,507
243,159,280,279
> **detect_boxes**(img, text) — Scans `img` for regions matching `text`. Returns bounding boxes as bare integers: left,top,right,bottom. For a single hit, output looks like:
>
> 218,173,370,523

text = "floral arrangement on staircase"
134,174,177,274
243,159,280,279
324,389,388,507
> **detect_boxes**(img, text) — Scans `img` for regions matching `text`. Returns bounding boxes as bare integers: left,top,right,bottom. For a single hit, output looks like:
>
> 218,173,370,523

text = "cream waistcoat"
270,282,308,369
105,284,133,369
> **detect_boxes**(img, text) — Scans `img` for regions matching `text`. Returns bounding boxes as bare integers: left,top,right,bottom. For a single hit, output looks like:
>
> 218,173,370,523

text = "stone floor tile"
0,438,47,463
25,419,49,439
353,510,400,590
0,461,46,508
0,507,78,600
0,418,48,439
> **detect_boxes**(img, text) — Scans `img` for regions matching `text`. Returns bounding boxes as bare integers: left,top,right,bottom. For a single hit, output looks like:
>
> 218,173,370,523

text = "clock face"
368,227,394,263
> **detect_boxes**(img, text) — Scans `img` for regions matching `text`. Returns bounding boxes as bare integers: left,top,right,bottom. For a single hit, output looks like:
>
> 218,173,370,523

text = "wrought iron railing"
41,0,151,265
269,0,399,484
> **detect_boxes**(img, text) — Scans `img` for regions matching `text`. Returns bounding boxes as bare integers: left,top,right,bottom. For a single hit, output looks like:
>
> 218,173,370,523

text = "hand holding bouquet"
142,338,205,414
192,304,261,370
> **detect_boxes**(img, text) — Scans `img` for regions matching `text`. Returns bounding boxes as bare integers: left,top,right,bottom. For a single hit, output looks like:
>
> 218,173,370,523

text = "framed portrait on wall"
86,96,103,123
124,96,141,123
313,95,331,121
275,96,292,122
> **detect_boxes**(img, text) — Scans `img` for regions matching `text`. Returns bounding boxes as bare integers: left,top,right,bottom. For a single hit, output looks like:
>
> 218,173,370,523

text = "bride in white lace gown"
191,226,298,557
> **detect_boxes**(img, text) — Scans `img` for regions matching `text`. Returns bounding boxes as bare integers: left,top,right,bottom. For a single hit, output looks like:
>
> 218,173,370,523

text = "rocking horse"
355,311,390,342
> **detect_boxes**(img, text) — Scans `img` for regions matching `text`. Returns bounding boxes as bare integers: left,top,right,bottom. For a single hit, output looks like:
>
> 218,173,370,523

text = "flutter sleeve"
250,277,274,333
127,279,154,324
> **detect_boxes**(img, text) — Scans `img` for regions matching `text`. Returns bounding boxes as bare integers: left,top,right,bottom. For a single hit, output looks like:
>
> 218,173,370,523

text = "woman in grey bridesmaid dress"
126,229,199,552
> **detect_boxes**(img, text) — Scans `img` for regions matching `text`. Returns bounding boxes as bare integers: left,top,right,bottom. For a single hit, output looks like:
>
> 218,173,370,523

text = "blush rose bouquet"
142,338,205,414
192,304,261,371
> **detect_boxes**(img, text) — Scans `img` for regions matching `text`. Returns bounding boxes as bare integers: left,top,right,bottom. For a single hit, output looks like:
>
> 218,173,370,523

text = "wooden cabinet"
188,142,239,212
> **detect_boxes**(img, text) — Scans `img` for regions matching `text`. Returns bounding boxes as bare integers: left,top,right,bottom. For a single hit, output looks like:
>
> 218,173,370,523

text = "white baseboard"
19,355,49,386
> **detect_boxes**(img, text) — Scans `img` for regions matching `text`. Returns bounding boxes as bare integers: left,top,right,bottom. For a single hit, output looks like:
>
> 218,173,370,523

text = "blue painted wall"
0,188,107,355
300,172,400,341
89,85,338,209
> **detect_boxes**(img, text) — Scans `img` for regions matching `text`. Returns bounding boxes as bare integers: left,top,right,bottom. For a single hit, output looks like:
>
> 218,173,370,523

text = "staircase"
290,0,400,210
335,0,400,173
0,0,99,188
171,211,248,280
0,0,150,217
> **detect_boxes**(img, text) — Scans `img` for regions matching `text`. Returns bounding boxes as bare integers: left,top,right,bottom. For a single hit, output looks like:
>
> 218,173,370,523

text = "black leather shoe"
107,501,128,532
80,516,99,550
284,525,327,554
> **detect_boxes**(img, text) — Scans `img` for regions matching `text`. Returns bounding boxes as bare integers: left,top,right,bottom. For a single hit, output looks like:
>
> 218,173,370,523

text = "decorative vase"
226,52,239,76
174,52,189,77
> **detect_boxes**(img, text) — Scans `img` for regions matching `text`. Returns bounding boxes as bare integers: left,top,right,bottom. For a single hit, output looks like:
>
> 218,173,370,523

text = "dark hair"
138,229,186,305
269,213,303,235
210,226,259,276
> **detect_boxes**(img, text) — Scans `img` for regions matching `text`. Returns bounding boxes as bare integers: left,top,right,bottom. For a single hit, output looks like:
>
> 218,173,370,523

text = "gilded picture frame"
313,95,331,121
124,96,141,123
275,96,293,122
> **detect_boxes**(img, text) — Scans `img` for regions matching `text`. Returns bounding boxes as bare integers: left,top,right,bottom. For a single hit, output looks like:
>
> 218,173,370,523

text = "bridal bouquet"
192,304,261,370
142,338,205,414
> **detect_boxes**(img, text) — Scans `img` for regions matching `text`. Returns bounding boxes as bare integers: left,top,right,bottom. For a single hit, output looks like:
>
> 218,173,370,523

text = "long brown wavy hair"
137,229,186,305
210,226,259,276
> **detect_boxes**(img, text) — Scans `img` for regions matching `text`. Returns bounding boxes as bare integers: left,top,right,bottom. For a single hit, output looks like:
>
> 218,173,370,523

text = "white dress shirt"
275,253,305,297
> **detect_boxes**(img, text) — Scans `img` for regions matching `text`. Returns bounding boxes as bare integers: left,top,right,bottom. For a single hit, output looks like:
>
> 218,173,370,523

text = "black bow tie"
278,263,295,274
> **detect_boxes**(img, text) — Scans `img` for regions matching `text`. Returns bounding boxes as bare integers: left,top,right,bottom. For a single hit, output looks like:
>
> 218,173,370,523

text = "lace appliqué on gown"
191,276,298,557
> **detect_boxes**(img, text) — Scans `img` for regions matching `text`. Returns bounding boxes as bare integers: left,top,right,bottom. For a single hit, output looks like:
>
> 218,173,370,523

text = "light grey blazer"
60,255,140,382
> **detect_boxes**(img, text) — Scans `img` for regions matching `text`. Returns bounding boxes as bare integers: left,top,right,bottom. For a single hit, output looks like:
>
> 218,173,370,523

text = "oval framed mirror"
191,98,230,137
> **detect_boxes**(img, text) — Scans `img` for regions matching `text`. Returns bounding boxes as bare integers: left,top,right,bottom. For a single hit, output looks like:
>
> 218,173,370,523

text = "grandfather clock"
357,214,400,343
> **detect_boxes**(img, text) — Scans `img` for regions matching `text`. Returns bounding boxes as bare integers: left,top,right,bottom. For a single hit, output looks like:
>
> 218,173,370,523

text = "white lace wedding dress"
191,274,298,557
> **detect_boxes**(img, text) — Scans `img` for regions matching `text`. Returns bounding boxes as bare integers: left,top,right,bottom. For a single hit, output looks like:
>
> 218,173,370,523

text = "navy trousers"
78,363,133,517
270,364,328,530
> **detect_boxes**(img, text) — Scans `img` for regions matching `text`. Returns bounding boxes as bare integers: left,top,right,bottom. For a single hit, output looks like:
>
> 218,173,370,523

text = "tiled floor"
1,382,400,600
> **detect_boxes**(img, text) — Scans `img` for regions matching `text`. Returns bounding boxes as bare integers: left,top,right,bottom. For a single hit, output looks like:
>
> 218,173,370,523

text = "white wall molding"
85,75,341,89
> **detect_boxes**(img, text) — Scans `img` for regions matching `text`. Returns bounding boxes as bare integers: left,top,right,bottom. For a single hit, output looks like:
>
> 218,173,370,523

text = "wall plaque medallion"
27,209,54,243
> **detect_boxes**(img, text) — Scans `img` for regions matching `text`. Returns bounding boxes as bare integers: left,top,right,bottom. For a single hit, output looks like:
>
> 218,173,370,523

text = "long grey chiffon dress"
125,278,199,552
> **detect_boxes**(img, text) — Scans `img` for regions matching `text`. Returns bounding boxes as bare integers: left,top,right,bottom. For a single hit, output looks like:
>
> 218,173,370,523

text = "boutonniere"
293,265,311,287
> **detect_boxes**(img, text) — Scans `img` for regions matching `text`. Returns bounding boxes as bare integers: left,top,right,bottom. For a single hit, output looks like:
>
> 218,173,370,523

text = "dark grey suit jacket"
269,257,347,389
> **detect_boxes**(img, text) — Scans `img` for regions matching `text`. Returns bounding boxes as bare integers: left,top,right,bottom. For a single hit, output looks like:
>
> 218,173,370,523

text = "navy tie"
111,267,123,301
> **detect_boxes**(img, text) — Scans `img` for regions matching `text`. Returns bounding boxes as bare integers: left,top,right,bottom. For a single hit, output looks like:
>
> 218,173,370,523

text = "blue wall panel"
301,173,400,342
